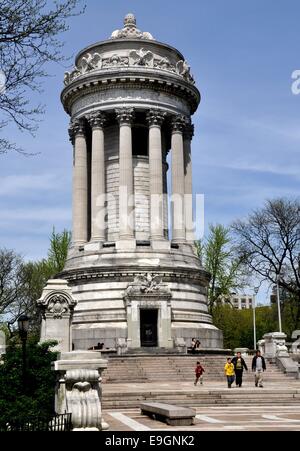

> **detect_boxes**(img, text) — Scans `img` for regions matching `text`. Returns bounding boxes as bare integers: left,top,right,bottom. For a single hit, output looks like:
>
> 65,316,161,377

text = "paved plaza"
102,380,300,431
104,405,300,431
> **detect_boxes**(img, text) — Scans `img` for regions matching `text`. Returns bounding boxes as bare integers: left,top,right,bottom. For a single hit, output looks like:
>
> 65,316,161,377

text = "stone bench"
140,402,196,426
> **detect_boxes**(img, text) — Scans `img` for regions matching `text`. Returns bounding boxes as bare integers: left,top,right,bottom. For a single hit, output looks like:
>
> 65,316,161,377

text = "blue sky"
0,0,299,303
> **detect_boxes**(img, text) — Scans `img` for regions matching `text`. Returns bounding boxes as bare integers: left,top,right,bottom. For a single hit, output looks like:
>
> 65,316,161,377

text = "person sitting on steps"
191,338,196,354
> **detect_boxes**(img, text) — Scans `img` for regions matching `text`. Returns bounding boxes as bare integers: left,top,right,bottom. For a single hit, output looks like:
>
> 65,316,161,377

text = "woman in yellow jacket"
224,357,235,388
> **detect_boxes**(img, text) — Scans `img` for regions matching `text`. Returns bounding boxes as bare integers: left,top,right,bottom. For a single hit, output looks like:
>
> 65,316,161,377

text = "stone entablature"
62,74,199,117
60,266,210,289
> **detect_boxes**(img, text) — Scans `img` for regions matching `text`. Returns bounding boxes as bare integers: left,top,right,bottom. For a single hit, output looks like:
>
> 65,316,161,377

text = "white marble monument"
59,14,223,351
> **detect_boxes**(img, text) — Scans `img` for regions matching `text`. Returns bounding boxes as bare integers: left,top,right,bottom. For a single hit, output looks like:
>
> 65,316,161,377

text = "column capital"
115,108,135,125
183,123,194,141
68,118,85,144
171,114,188,133
146,109,167,127
86,111,106,129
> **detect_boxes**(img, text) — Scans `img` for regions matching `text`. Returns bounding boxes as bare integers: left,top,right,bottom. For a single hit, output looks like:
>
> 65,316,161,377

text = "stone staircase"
102,354,300,410
102,355,291,384
102,388,300,410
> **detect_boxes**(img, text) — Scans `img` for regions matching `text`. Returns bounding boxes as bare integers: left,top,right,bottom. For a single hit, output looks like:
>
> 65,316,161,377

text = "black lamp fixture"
17,314,30,338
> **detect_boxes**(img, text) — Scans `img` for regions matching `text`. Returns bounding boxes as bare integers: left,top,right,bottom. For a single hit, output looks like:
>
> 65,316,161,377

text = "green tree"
212,304,278,349
232,198,300,332
0,248,29,329
47,228,72,274
196,224,247,312
0,228,71,334
0,338,58,424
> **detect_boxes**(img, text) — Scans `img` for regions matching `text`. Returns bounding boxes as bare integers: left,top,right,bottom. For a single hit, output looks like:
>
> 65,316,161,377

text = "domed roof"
61,14,201,116
110,13,155,41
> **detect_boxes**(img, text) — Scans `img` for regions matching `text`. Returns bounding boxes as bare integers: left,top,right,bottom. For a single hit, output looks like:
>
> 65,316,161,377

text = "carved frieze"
64,52,195,87
80,52,102,73
125,273,171,298
102,54,129,68
176,60,195,83
129,48,154,67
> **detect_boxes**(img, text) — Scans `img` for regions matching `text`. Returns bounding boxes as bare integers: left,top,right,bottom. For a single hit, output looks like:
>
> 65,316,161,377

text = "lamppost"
253,287,259,351
276,272,283,333
17,314,30,391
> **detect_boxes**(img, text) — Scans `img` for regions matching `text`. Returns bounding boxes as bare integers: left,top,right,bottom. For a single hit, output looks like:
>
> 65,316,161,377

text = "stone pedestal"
263,332,289,358
257,340,265,354
37,279,77,353
291,330,300,355
53,351,108,431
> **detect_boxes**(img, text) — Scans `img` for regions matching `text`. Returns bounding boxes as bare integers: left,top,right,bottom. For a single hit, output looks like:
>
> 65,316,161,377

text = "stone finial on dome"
124,13,137,27
110,13,155,40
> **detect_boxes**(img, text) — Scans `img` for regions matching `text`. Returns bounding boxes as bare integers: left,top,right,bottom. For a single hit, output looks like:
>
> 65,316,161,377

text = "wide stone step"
102,388,300,409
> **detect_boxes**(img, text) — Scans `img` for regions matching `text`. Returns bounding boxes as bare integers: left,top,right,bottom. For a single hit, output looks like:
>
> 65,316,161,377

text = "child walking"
224,357,235,388
194,361,205,386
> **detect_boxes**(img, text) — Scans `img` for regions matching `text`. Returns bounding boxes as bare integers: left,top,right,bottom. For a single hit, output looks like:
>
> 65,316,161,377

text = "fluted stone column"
184,122,195,242
116,108,135,241
171,115,186,243
69,119,88,245
146,109,166,241
87,112,106,242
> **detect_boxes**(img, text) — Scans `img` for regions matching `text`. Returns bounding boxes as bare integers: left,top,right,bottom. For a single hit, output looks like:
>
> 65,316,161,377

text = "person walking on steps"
224,357,235,388
231,351,248,387
194,361,205,386
252,350,266,387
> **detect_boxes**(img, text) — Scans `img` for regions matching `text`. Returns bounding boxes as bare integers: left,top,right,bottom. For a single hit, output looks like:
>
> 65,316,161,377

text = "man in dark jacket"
252,350,266,387
232,352,248,387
